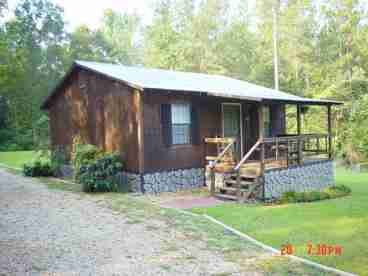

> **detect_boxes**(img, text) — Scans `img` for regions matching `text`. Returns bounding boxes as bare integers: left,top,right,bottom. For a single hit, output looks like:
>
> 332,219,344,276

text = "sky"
7,0,256,31
9,0,154,30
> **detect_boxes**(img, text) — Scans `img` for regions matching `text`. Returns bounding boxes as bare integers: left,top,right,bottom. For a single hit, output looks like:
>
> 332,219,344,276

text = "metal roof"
41,60,343,109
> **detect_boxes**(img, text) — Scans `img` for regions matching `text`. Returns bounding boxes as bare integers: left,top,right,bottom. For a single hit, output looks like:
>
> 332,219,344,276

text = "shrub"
280,185,351,204
324,185,352,198
78,152,125,193
319,191,331,200
51,146,67,176
280,191,297,203
309,191,322,201
71,136,102,178
295,192,306,202
23,160,55,177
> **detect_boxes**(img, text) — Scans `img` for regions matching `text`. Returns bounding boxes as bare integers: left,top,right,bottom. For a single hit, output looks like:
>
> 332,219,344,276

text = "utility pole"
272,4,279,91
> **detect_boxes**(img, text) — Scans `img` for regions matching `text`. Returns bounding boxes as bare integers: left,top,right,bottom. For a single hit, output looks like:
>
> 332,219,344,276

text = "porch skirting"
264,160,334,199
126,168,205,193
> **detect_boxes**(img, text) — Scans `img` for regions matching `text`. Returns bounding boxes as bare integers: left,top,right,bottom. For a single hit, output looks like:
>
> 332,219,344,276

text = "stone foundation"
57,165,74,178
126,172,142,192
143,168,205,193
264,160,334,199
56,166,205,194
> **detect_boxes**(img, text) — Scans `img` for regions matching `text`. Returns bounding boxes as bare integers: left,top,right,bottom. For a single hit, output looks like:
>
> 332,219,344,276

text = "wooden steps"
215,172,262,201
214,193,238,201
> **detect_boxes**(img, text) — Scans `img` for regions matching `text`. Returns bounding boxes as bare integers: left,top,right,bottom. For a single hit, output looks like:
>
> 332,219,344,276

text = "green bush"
23,160,55,177
78,152,125,193
324,185,352,198
51,146,67,175
280,191,297,203
295,192,306,202
280,185,351,204
309,191,322,201
319,191,331,200
71,136,102,178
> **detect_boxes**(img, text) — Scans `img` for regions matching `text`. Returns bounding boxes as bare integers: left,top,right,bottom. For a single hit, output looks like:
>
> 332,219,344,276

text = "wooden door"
222,104,242,159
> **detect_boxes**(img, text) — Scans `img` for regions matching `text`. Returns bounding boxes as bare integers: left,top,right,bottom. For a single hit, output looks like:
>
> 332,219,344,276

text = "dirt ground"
0,169,331,275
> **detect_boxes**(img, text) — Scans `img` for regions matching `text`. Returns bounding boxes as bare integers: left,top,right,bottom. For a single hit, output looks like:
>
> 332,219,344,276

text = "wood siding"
48,69,286,174
142,91,286,173
48,68,140,172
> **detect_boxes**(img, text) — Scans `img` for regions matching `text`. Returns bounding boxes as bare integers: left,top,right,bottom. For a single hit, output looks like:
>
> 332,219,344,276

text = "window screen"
263,106,271,137
171,103,191,144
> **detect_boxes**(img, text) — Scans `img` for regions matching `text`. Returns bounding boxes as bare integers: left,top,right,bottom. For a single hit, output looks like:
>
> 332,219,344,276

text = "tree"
66,25,110,63
0,0,66,149
100,9,141,65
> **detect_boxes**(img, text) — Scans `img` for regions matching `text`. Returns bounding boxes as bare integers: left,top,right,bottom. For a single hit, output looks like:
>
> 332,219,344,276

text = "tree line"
0,0,367,164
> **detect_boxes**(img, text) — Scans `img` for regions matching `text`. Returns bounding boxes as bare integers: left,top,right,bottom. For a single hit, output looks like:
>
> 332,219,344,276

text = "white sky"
9,0,154,30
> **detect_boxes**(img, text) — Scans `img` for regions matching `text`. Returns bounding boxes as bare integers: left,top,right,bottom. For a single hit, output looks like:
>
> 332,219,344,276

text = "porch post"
258,104,265,174
327,105,332,159
297,104,301,136
296,104,302,164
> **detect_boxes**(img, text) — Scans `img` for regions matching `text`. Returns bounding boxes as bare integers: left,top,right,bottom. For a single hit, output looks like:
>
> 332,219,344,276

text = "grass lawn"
192,168,368,275
0,151,36,169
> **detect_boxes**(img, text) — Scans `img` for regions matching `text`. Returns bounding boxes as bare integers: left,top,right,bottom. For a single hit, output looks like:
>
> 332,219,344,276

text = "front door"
222,104,242,160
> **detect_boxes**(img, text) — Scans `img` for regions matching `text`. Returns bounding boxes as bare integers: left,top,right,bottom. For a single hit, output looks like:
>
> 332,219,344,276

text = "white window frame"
171,103,191,145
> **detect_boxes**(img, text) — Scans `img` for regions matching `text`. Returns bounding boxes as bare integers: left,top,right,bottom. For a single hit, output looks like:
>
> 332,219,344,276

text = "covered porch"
204,101,339,201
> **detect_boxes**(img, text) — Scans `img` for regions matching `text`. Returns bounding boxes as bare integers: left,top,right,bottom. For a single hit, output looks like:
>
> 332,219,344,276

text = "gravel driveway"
0,169,329,276
0,169,245,276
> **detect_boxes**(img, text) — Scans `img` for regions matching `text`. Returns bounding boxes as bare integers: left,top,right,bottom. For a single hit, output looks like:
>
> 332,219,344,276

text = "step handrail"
234,139,262,171
209,138,236,169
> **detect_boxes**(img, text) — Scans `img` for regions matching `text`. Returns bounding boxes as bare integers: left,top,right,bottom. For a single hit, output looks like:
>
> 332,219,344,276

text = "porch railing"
232,133,330,175
204,137,236,195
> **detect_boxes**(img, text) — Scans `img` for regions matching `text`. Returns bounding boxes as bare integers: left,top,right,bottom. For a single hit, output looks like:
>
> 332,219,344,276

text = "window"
263,106,271,137
171,103,191,144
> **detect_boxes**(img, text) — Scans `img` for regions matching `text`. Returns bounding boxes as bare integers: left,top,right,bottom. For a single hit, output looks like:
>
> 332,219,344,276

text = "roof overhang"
41,60,343,110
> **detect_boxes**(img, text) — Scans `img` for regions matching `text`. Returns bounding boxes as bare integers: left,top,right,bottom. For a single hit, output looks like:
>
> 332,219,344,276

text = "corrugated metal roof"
76,61,342,105
42,60,343,109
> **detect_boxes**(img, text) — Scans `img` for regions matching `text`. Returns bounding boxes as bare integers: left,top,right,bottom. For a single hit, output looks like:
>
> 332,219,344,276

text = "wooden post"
328,105,332,159
297,104,301,136
236,170,241,201
210,166,215,196
258,104,264,139
297,104,302,164
136,90,145,175
260,142,265,175
258,104,265,173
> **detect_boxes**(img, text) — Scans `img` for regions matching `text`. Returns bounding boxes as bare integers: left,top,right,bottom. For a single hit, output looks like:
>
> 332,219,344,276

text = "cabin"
41,61,342,200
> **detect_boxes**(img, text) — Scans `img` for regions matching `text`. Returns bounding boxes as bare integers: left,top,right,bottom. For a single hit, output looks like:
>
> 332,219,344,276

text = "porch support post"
297,104,303,164
210,166,215,196
258,104,265,175
297,104,301,136
327,105,332,159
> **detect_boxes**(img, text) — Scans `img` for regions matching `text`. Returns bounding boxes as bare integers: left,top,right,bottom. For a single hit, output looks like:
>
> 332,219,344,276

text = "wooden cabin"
41,61,342,200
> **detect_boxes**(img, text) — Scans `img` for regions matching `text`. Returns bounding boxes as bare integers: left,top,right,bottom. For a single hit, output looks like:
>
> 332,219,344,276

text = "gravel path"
0,169,243,276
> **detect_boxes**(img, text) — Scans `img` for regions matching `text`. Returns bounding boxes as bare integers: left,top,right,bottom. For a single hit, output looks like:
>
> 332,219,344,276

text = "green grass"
192,168,368,275
0,151,36,169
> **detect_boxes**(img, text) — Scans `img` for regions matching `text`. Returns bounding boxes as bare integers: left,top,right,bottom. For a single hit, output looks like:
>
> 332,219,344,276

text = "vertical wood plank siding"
142,92,286,173
48,68,140,172
48,68,286,174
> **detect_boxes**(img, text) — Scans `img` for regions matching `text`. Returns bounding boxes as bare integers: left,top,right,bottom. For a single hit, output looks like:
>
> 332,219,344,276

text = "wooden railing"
204,137,236,195
205,133,331,197
262,133,330,167
234,139,262,171
205,137,236,169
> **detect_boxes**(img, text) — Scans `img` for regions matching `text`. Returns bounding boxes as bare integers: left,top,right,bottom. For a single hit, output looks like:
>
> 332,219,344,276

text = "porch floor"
210,159,287,176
